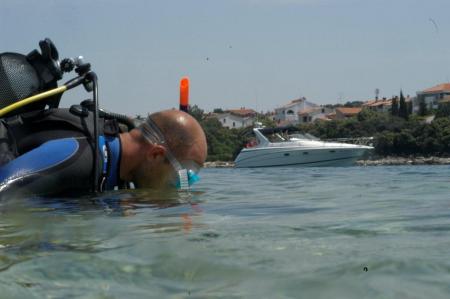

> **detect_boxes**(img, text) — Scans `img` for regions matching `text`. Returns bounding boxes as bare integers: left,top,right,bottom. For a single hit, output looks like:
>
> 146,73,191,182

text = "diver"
0,39,207,197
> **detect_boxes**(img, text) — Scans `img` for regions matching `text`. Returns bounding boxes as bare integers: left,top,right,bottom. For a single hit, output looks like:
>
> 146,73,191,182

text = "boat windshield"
258,131,319,143
288,133,320,141
267,133,287,142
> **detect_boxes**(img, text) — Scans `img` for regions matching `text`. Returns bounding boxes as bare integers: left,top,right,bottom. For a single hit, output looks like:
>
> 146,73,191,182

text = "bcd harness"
0,104,131,193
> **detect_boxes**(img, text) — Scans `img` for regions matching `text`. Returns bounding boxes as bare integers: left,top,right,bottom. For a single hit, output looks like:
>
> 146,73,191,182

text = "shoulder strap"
0,120,16,166
3,107,125,155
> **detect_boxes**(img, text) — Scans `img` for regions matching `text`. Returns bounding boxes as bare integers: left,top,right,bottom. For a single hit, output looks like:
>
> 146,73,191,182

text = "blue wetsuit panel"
104,136,121,190
0,135,122,197
0,137,94,197
0,138,79,185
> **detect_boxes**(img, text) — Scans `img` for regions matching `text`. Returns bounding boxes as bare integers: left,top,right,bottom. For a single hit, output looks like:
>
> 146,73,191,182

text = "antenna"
375,88,380,100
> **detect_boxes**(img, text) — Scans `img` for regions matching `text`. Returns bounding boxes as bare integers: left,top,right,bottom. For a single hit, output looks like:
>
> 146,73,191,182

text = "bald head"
144,109,207,165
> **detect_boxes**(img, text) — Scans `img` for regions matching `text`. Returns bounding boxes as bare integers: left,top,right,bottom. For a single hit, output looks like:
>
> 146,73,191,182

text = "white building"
274,97,318,125
362,98,392,113
215,108,257,129
298,107,334,123
416,83,450,112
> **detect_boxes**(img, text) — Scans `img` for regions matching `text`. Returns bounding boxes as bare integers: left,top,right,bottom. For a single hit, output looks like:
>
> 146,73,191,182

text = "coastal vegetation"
189,105,450,161
300,108,450,157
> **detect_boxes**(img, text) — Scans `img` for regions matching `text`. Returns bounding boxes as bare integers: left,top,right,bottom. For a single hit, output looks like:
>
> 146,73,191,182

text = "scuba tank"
0,39,61,116
0,38,135,192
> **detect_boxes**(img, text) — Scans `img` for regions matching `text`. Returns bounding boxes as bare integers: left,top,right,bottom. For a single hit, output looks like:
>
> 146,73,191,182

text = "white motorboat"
234,126,374,167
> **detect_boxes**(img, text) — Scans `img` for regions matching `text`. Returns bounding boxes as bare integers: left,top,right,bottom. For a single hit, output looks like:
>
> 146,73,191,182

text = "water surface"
0,166,449,298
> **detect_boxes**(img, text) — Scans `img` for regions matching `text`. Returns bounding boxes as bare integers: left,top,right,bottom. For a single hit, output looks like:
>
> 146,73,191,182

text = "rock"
204,161,235,168
357,156,450,166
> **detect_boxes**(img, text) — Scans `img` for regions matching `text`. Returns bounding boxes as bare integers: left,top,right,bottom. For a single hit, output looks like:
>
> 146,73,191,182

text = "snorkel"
138,77,200,191
179,77,189,112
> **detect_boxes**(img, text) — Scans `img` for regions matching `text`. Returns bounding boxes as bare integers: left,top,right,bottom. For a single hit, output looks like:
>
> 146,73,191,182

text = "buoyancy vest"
0,107,130,196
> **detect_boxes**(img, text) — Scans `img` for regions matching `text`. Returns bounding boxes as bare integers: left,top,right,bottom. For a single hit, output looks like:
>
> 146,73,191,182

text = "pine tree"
391,96,399,116
399,91,408,119
419,98,428,116
407,101,413,115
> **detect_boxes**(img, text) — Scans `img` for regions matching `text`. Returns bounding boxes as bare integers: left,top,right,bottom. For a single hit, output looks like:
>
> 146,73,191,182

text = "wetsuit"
0,107,126,197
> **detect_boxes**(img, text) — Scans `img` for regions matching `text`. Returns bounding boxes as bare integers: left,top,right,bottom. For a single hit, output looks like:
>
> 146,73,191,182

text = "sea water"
0,165,449,298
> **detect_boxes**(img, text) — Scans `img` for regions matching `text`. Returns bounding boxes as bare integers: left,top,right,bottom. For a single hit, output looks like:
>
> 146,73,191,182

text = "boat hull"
234,146,370,168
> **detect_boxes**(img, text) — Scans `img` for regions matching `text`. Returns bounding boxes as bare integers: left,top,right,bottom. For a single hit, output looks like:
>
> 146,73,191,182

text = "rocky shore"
356,156,450,166
204,161,235,168
205,157,450,168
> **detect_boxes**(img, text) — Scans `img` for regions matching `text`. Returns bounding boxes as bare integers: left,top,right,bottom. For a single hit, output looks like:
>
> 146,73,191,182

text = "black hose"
99,109,135,131
88,72,100,192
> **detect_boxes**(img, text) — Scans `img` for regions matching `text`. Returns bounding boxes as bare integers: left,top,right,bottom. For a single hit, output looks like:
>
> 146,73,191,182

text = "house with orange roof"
274,97,319,125
298,106,334,123
362,95,413,114
335,107,362,120
416,83,450,112
215,108,257,129
362,98,393,113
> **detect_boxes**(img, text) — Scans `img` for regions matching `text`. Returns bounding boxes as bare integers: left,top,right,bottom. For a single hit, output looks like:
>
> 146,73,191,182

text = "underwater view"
0,165,449,298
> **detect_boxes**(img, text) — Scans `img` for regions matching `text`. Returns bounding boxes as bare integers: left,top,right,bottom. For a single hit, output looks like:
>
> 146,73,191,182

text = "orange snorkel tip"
179,77,189,112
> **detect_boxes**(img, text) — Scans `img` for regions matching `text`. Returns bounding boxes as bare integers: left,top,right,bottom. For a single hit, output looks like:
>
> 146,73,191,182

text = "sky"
2,0,450,115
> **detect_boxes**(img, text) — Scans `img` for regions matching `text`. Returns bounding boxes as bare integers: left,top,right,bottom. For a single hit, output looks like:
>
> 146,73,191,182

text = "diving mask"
139,116,201,190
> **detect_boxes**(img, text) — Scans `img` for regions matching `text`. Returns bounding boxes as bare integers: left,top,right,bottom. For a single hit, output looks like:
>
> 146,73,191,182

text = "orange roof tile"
226,108,257,117
363,98,392,107
369,100,392,107
276,120,295,127
362,99,378,106
298,107,320,116
315,115,331,121
336,107,362,115
326,112,336,119
276,97,307,109
422,83,450,93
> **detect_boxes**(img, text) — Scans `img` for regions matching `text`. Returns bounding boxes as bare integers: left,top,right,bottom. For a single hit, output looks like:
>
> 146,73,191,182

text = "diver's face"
134,157,202,190
133,157,174,190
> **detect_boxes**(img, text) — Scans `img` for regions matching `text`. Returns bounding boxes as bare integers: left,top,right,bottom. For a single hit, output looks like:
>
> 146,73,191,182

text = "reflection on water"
0,166,449,298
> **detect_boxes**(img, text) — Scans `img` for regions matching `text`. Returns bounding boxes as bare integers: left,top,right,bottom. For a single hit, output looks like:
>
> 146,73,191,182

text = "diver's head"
130,109,207,190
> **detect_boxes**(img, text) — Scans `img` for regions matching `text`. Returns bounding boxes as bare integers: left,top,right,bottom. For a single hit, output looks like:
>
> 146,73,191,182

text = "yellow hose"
0,86,68,117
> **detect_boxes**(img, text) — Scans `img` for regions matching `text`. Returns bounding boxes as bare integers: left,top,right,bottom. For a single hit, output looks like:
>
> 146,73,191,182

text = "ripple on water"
0,166,449,298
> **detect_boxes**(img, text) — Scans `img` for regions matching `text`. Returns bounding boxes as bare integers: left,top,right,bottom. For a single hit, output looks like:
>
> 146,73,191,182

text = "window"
233,122,235,127
287,110,294,115
223,118,226,123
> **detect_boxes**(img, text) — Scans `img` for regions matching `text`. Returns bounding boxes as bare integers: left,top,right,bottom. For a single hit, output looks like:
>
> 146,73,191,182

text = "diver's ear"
146,144,167,160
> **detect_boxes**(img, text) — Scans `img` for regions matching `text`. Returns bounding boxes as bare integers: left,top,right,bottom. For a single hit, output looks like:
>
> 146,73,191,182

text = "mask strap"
140,117,190,190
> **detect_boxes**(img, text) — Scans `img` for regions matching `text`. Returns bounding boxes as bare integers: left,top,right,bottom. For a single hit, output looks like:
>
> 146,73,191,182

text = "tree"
398,91,408,120
188,105,204,122
391,96,399,116
357,108,376,122
260,116,276,128
436,103,450,118
407,101,413,115
344,101,364,108
418,98,428,116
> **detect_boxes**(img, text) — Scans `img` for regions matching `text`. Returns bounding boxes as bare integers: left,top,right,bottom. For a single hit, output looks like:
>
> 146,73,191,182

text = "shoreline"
356,156,450,166
205,156,450,168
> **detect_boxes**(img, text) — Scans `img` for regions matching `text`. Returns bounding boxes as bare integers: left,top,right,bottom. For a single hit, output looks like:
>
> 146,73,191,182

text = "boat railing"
323,137,374,146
